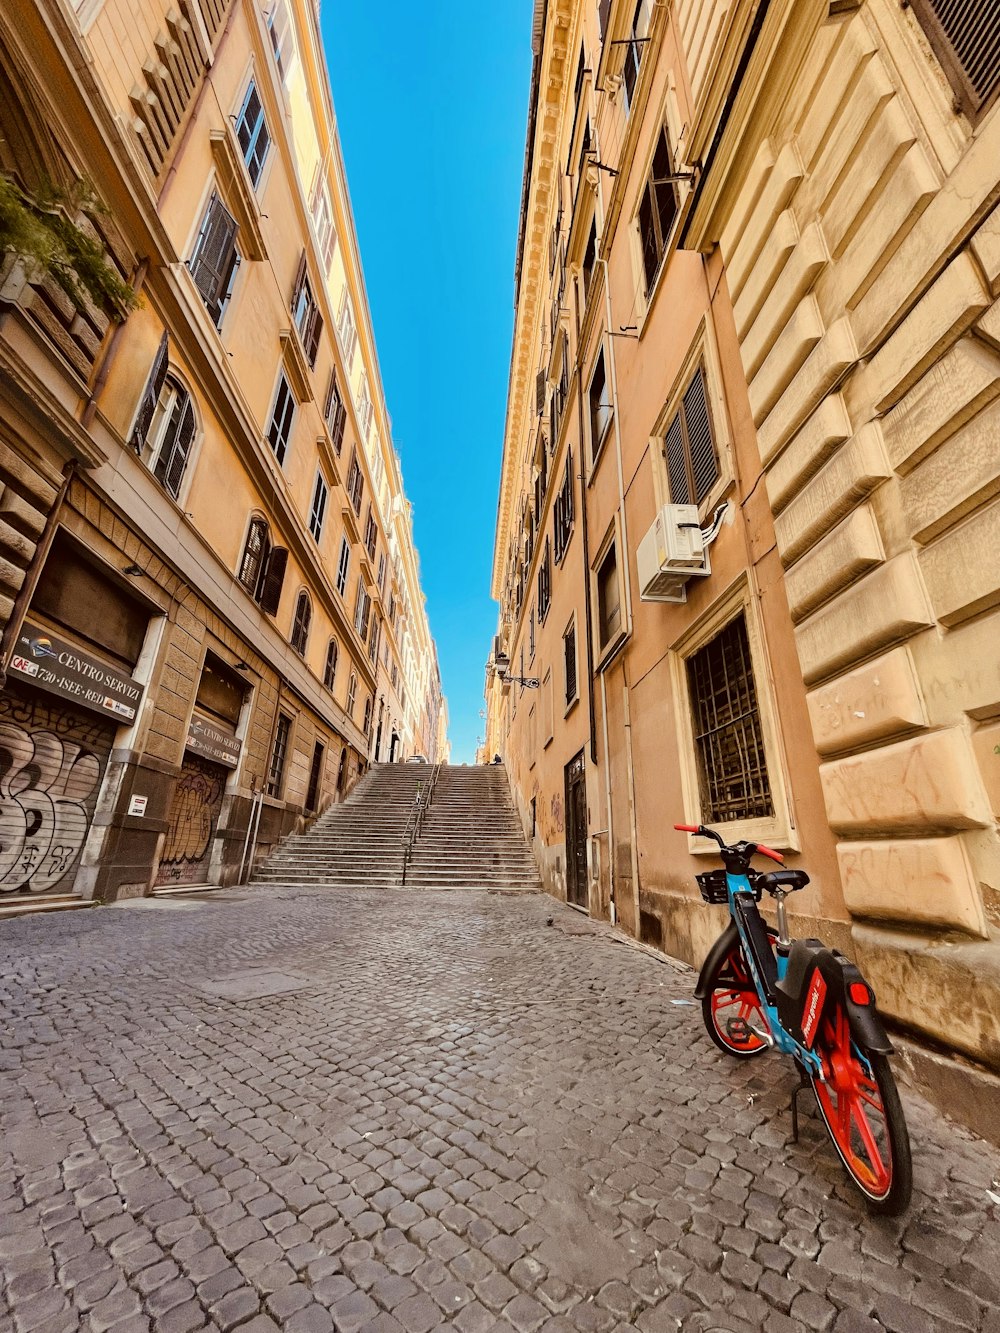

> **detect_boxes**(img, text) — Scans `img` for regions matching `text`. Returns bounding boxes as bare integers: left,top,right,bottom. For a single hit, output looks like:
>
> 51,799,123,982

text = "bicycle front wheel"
701,933,773,1059
809,998,912,1215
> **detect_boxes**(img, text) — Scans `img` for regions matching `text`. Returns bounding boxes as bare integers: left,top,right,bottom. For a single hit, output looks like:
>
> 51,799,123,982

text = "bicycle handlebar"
674,822,785,864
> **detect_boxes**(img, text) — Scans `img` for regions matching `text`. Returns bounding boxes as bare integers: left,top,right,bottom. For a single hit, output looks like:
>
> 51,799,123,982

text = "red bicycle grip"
674,823,700,832
757,843,785,863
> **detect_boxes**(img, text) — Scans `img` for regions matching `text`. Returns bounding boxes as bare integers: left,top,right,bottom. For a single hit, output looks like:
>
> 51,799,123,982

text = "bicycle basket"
696,869,761,904
696,869,729,904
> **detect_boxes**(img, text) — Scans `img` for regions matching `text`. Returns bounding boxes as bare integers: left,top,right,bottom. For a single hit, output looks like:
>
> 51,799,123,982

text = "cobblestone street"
1,887,998,1333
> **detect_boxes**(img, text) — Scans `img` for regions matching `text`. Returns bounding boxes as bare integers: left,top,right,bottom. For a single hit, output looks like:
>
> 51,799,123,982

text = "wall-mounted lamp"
233,660,251,671
122,563,145,577
489,652,539,689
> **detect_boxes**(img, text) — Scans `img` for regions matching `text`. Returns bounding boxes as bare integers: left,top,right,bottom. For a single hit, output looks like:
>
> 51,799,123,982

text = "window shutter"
191,198,238,306
331,400,346,454
565,625,577,703
291,250,306,314
599,0,612,39
159,396,195,498
304,305,323,367
536,369,547,416
909,0,1000,117
683,367,719,503
323,371,335,420
259,545,288,616
663,413,689,505
130,331,169,453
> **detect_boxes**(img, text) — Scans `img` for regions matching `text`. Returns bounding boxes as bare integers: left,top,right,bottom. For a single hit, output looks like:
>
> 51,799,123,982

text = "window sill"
564,694,581,720
683,817,799,857
588,419,614,482
595,629,629,674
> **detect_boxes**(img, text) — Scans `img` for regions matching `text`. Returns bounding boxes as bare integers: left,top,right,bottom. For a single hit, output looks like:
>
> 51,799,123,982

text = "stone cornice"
492,0,577,601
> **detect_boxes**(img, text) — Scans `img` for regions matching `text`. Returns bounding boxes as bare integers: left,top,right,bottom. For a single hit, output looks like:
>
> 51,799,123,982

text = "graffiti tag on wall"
0,718,104,895
156,754,225,886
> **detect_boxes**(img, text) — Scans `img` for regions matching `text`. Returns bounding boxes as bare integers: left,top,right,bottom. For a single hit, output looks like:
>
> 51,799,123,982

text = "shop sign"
8,620,144,722
186,711,242,768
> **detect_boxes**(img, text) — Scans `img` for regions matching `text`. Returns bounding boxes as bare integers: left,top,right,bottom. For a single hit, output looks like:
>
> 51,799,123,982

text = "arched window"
132,357,197,499
323,638,339,690
347,672,357,716
290,590,311,656
239,517,271,599
362,696,372,736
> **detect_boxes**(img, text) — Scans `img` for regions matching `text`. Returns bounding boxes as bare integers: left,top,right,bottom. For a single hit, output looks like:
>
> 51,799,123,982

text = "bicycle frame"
723,871,824,1078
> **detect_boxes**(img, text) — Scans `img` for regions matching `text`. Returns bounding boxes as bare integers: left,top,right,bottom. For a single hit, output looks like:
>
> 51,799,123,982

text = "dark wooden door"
305,741,324,812
564,750,588,909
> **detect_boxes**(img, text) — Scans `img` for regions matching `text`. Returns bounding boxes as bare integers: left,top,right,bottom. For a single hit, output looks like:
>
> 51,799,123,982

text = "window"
267,372,296,465
190,194,240,328
687,612,773,823
563,619,578,706
291,254,323,367
235,82,270,189
909,1,1000,120
267,712,291,796
622,0,654,111
581,219,597,309
324,637,339,690
664,365,719,507
364,506,377,560
596,542,621,649
290,590,311,656
238,517,287,615
529,607,535,659
638,124,679,296
309,470,328,541
391,662,398,692
354,583,370,640
347,672,357,716
346,449,364,514
377,552,386,594
131,349,196,500
368,614,379,663
267,0,296,83
311,179,336,269
537,537,551,622
323,373,346,454
357,374,373,437
336,537,350,595
363,696,372,735
553,451,575,563
588,350,612,463
338,290,357,366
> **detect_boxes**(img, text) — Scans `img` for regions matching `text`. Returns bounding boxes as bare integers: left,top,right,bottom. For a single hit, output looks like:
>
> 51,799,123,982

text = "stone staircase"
400,765,541,890
252,763,540,891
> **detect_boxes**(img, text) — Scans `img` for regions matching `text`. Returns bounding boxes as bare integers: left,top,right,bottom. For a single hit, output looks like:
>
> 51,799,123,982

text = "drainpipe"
0,459,76,690
572,261,598,767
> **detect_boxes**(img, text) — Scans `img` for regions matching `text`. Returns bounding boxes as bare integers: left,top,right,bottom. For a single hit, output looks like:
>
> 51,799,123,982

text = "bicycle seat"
757,869,810,895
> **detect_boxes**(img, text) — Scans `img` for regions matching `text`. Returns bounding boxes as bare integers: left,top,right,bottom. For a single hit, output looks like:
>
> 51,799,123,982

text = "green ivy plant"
0,172,138,316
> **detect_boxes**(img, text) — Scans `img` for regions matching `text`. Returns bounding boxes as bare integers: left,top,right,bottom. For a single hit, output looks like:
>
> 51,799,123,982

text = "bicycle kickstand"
790,1068,812,1144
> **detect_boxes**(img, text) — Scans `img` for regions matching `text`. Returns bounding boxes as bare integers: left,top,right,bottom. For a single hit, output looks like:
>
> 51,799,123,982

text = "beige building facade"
0,0,443,907
489,0,1000,1080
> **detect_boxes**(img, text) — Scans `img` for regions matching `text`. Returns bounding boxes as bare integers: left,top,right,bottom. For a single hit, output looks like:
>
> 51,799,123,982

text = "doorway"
564,749,588,910
305,740,324,813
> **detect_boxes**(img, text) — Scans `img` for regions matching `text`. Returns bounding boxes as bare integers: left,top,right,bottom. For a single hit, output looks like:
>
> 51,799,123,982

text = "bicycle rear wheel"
701,933,773,1058
809,998,912,1215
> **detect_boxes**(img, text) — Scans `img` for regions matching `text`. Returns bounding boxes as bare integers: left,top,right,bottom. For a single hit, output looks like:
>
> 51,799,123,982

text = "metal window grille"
687,612,774,823
909,0,1000,119
266,712,291,796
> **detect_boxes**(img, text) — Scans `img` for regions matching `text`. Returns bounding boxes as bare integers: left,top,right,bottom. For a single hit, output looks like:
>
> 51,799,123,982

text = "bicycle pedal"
726,1017,754,1043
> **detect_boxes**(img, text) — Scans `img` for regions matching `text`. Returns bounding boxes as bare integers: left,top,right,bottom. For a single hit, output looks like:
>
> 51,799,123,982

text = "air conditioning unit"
637,504,711,602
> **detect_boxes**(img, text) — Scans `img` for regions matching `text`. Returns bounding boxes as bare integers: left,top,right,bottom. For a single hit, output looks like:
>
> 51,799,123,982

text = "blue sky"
321,2,533,762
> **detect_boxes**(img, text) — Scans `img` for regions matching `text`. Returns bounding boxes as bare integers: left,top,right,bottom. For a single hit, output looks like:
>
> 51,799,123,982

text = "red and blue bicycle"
676,822,912,1215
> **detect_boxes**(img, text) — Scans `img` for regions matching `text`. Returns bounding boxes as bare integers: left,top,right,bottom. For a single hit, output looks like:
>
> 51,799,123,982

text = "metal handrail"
401,762,442,884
